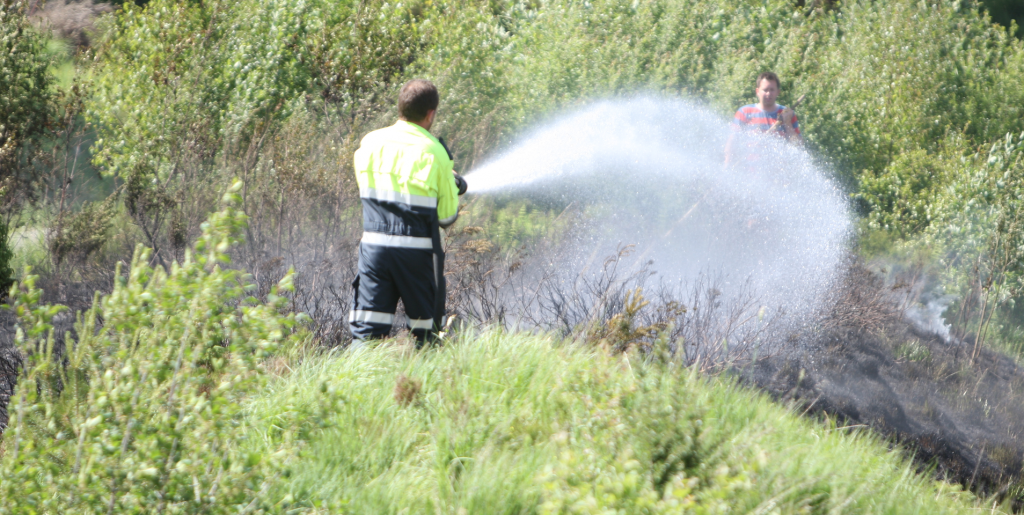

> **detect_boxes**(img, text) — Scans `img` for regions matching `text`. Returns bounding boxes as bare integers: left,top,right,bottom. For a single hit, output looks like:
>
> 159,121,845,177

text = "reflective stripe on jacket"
353,121,460,249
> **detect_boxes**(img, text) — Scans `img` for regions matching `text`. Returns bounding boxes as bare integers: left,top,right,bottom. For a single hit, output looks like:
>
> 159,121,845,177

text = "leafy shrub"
920,132,1024,358
980,0,1024,37
89,0,1024,209
0,220,15,296
0,0,54,213
0,180,307,513
411,0,1024,186
857,149,948,237
47,196,115,272
73,0,1024,353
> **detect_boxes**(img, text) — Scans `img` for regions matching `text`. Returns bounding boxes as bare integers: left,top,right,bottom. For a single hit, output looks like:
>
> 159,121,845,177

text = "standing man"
725,71,801,167
349,79,467,346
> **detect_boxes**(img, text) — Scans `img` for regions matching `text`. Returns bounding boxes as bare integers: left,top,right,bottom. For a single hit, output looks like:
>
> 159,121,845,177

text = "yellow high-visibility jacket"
353,120,460,249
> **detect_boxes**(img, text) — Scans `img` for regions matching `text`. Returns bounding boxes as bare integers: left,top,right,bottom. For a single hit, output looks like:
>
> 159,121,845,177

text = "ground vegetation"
242,330,1000,513
0,198,1011,511
3,0,1024,511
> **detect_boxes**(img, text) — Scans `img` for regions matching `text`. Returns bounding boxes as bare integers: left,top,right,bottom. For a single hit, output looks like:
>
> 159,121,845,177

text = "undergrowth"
240,332,1004,514
0,182,1011,513
0,181,308,513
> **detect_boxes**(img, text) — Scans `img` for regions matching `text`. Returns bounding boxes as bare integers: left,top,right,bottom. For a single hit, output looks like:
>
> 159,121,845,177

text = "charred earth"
745,265,1024,506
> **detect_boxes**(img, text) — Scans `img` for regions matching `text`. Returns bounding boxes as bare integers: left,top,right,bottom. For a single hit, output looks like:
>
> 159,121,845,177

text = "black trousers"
349,243,438,342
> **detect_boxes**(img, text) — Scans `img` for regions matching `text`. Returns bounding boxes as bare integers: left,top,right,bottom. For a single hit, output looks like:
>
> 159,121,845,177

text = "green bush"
84,0,1024,248
0,219,15,295
857,149,949,237
919,131,1024,358
74,0,1024,359
0,0,55,210
0,181,308,513
413,0,1024,185
980,0,1024,37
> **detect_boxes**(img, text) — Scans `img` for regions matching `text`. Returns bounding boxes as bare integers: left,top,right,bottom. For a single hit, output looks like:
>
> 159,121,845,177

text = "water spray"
464,96,852,337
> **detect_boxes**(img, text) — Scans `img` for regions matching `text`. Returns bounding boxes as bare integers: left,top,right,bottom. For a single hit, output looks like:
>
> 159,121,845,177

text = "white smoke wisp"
464,96,852,335
905,296,957,344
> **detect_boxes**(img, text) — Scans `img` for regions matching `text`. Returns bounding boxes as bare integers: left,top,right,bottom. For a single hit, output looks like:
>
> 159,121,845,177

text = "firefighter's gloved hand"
453,173,468,196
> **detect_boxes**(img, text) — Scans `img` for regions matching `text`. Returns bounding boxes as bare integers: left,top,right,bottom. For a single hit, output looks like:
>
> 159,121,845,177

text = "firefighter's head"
399,79,439,130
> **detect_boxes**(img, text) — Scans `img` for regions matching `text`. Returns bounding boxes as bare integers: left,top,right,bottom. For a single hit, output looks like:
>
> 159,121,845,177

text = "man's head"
399,79,439,130
754,71,781,109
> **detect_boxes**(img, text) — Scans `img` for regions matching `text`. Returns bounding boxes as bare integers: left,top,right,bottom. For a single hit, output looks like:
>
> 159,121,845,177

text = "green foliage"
0,0,54,210
0,218,15,295
0,180,308,513
456,197,570,253
83,0,1024,249
925,133,1024,288
857,149,948,237
240,331,997,513
86,0,423,178
0,1,51,152
89,0,317,178
307,0,424,107
917,132,1024,359
86,0,427,261
895,340,932,362
48,196,115,270
980,0,1024,37
413,0,1024,185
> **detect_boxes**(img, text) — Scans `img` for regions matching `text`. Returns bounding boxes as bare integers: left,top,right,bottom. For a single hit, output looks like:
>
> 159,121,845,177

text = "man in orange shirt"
724,72,801,167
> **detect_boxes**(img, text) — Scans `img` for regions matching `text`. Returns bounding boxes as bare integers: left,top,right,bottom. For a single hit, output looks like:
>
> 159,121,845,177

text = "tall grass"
242,331,1001,513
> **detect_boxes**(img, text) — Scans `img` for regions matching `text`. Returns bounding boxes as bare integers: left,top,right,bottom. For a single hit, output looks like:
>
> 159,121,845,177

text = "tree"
0,0,53,292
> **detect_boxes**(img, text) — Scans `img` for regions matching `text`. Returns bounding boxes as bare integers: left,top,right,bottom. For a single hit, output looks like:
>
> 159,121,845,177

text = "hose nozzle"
453,173,468,195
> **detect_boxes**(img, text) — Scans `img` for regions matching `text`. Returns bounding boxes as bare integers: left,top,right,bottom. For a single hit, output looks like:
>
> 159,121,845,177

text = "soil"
742,320,1024,505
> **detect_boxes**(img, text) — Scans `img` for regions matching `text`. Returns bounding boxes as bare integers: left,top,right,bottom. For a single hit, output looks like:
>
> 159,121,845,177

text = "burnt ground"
744,326,1024,502
740,266,1024,506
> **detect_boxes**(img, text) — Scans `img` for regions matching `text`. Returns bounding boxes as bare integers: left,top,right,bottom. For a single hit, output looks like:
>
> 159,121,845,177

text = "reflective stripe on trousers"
348,310,395,325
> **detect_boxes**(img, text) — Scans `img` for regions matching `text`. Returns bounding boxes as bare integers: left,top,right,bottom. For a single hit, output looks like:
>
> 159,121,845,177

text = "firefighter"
348,79,467,345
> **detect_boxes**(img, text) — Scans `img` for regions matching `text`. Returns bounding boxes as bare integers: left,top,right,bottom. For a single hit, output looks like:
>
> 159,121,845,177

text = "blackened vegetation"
0,307,75,429
744,262,1024,507
444,217,786,367
27,0,112,49
0,321,20,429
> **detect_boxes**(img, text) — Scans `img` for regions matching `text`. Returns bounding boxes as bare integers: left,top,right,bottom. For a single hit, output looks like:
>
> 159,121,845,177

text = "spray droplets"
465,96,852,334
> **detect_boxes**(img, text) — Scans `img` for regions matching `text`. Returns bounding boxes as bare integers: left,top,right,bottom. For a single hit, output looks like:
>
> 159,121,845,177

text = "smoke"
905,293,958,344
465,96,852,333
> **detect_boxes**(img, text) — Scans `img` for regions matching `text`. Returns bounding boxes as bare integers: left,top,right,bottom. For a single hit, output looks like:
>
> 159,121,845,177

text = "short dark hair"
398,79,439,122
756,71,781,89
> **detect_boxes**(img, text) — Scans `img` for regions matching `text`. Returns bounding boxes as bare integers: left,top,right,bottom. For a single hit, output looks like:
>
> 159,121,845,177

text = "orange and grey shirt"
353,120,460,249
732,104,801,137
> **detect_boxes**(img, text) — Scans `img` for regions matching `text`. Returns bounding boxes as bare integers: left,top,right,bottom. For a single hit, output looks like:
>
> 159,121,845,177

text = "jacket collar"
395,119,438,143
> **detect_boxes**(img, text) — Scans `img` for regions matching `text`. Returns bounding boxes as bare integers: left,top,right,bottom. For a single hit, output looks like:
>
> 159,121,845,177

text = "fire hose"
435,138,467,337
